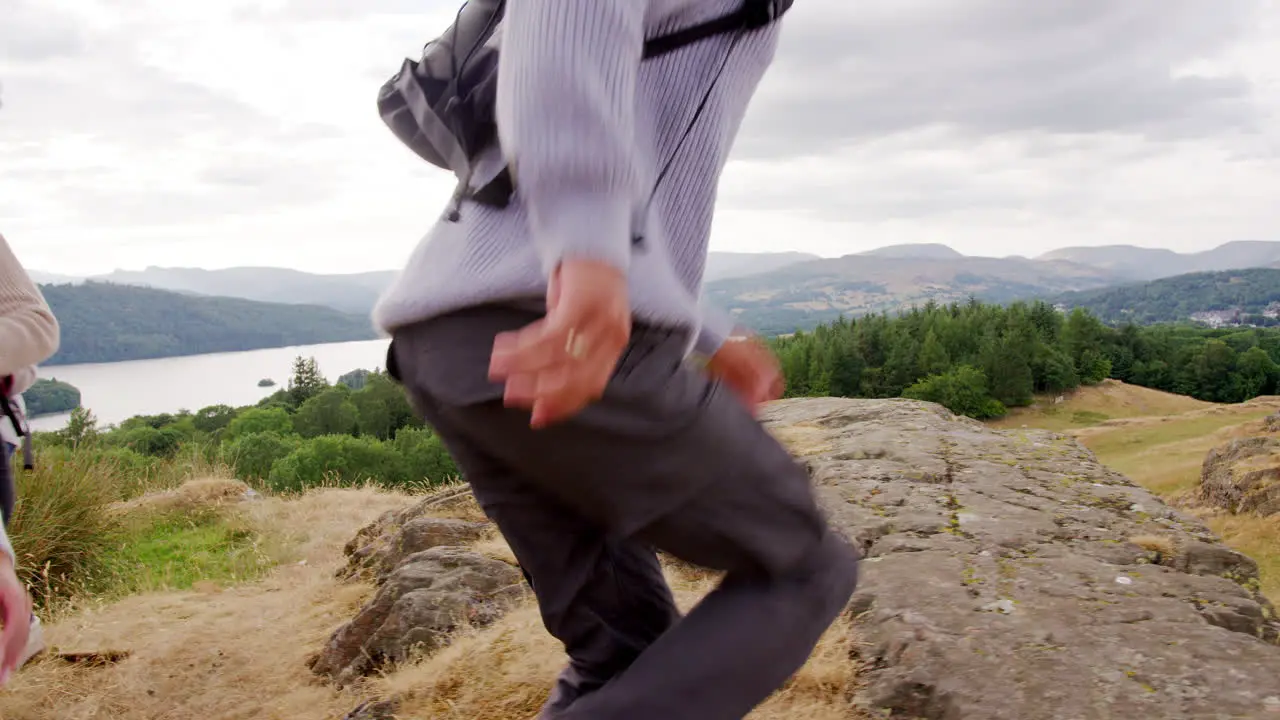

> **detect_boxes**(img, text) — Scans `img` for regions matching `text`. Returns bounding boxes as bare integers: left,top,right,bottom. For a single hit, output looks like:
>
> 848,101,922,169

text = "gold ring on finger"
565,328,588,359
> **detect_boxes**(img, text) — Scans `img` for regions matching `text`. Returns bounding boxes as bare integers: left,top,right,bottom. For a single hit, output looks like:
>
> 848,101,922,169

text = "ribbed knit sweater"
372,0,781,357
0,233,60,565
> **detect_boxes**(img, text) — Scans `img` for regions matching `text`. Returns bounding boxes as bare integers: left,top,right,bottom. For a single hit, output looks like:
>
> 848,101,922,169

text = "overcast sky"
2,0,1277,276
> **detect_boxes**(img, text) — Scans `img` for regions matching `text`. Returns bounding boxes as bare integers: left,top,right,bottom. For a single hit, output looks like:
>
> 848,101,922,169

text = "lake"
30,339,393,431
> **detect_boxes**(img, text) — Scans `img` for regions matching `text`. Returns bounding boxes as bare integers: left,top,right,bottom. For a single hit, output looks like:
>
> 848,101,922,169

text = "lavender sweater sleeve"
495,1,647,276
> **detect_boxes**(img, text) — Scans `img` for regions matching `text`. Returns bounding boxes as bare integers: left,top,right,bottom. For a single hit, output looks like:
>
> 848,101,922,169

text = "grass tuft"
9,452,121,610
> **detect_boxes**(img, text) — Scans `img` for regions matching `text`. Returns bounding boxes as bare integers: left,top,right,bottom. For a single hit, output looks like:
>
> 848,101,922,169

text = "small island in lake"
258,378,277,387
24,378,82,417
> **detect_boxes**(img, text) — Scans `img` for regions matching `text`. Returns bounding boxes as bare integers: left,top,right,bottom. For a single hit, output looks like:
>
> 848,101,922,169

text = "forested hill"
39,282,379,365
1049,268,1280,325
772,299,1280,419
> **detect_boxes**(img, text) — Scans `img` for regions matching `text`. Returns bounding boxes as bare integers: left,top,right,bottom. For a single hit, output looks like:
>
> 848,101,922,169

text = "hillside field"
996,380,1280,601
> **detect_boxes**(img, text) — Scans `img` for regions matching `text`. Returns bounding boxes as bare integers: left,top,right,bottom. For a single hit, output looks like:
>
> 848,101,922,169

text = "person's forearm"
0,237,60,376
0,522,13,568
495,0,646,276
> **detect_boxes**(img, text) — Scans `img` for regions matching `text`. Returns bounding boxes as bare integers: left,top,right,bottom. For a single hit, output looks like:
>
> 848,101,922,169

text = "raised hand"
489,259,631,428
705,335,785,416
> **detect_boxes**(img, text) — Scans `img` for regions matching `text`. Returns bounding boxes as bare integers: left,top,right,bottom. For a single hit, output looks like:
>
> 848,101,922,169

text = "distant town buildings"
1190,308,1243,328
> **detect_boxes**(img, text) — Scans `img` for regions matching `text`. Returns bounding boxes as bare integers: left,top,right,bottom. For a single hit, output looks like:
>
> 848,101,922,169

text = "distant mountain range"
31,241,1280,337
705,253,1121,335
1035,241,1280,281
32,251,826,314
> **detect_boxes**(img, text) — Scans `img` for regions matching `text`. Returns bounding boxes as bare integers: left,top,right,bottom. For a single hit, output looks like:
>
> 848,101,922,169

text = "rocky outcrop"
317,398,1280,716
1199,431,1280,516
313,499,524,686
311,545,524,686
761,398,1280,720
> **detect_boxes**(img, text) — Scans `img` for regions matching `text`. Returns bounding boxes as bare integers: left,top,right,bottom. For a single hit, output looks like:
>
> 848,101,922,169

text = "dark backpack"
377,0,793,215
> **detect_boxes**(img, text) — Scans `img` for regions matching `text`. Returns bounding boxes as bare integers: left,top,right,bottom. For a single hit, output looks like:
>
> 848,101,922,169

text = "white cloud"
1,0,1277,276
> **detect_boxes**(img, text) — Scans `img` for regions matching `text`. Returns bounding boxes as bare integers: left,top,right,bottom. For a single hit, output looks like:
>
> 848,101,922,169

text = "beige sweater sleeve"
0,234,59,377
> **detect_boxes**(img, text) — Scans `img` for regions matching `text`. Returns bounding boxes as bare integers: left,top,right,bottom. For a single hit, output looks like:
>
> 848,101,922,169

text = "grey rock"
311,546,525,687
1198,435,1280,515
760,397,1280,720
339,511,491,583
342,698,399,720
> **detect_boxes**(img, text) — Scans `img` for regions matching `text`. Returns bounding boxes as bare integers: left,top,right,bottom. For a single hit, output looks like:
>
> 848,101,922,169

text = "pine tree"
288,356,327,406
919,329,951,376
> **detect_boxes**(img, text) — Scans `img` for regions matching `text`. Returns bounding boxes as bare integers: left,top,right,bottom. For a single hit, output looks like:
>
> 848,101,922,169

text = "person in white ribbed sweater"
377,2,859,717
0,233,59,683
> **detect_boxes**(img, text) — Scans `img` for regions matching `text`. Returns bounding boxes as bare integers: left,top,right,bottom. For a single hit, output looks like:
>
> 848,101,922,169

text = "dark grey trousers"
1,442,15,526
391,305,859,720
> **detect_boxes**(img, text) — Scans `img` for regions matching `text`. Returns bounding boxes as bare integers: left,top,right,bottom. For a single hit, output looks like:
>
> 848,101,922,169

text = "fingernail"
1,667,11,686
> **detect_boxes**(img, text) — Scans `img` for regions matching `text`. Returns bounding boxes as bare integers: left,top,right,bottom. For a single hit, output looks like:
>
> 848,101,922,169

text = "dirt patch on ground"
0,483,860,720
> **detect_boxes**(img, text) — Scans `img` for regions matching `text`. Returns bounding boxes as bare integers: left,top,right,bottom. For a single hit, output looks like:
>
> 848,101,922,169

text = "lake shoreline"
41,333,384,369
30,339,392,432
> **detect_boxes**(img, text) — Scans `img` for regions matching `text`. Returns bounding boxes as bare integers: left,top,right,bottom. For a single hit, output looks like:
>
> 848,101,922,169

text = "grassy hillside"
988,378,1212,432
706,255,1121,335
1049,268,1280,325
40,281,378,365
995,381,1280,601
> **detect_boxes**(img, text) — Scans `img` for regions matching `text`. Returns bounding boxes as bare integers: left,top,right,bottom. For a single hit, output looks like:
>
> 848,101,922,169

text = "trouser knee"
796,529,860,612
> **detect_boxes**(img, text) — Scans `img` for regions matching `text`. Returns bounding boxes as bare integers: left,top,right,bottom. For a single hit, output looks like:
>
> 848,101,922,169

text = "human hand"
489,259,631,428
706,335,784,415
0,553,31,685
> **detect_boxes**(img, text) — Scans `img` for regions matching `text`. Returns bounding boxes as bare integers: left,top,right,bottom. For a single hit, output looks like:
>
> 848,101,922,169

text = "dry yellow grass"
1074,405,1277,497
383,558,861,720
989,379,1214,431
108,477,253,517
1128,534,1176,556
1200,511,1280,603
0,483,861,720
770,423,837,457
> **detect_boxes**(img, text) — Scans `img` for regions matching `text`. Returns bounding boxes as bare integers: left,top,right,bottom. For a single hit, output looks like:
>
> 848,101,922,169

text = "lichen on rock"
760,397,1280,720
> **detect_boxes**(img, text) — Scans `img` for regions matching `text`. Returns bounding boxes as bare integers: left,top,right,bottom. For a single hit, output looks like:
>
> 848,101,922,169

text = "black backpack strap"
461,0,792,211
0,395,23,440
643,0,791,59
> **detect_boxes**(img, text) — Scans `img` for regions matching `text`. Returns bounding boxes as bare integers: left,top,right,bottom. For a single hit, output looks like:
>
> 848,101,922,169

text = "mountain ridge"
30,241,1279,335
38,281,379,365
1037,240,1280,280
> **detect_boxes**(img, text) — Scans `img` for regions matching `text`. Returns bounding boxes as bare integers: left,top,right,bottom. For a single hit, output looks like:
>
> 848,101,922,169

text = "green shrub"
266,434,409,493
118,425,186,458
225,407,295,441
224,431,302,481
292,386,359,438
903,365,1007,420
393,426,460,485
